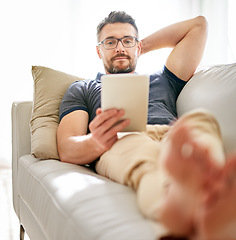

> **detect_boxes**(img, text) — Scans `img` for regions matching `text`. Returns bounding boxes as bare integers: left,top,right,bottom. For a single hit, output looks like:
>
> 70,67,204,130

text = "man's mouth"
112,54,130,61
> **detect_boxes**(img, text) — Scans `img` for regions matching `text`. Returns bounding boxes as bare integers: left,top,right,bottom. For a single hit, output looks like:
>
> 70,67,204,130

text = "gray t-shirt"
59,66,186,130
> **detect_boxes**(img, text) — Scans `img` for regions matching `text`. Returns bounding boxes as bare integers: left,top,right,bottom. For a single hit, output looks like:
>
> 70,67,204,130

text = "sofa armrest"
11,101,32,216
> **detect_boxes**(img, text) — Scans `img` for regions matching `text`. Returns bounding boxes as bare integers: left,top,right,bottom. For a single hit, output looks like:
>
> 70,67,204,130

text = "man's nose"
116,40,125,52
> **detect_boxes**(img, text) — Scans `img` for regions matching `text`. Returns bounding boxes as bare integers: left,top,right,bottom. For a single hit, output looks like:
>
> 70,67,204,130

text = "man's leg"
96,109,228,237
95,131,161,189
95,125,171,222
157,110,226,236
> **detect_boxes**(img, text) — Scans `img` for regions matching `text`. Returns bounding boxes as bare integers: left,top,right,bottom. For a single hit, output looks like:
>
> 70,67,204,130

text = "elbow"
196,15,207,24
57,136,78,164
58,151,81,165
196,15,208,30
57,144,90,166
194,16,208,40
58,148,72,163
57,142,76,164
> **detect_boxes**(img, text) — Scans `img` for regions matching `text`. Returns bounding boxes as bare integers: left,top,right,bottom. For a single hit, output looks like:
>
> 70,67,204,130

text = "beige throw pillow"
30,66,84,159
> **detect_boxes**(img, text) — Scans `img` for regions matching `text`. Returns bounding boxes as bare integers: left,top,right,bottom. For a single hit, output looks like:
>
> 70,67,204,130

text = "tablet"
101,73,149,132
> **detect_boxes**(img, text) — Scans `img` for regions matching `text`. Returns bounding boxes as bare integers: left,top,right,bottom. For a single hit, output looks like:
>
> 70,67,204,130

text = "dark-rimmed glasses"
98,36,138,50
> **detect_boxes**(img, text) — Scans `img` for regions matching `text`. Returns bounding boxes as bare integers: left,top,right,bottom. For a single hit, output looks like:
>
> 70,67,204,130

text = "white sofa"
12,64,236,240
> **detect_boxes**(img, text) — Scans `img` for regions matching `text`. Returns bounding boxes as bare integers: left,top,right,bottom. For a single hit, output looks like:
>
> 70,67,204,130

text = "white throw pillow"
177,63,236,154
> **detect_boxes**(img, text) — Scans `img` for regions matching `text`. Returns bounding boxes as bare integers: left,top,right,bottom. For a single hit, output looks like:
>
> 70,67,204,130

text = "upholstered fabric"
17,154,164,240
30,66,84,159
177,63,236,154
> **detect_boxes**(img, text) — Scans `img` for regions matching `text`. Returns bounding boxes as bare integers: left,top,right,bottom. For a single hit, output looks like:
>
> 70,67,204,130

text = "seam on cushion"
19,197,49,240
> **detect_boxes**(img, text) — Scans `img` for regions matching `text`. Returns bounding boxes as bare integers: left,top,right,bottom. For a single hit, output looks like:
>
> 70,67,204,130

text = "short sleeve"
59,81,88,121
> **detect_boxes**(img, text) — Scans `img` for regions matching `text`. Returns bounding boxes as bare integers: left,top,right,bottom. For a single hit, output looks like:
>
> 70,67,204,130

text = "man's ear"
134,40,142,59
96,46,102,59
137,40,142,57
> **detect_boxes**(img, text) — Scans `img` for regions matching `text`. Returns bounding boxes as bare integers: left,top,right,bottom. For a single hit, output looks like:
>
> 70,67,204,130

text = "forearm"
57,108,129,166
58,133,104,165
141,16,207,55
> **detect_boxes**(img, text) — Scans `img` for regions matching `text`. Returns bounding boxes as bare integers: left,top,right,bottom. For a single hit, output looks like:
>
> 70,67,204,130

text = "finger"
98,111,126,132
91,118,130,153
103,118,130,140
99,119,130,150
90,109,118,130
96,108,102,115
90,109,124,132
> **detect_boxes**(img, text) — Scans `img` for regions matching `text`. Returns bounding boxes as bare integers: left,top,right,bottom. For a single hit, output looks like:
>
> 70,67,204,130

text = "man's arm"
57,108,129,165
141,16,208,81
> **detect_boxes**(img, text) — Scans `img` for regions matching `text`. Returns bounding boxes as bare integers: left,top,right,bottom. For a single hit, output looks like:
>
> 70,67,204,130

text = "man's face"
96,23,141,74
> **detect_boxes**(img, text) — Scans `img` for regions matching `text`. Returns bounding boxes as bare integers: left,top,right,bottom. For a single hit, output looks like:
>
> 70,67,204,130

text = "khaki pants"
95,110,225,221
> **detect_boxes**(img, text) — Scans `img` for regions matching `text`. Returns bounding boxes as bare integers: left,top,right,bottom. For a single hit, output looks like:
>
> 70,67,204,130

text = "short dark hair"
97,11,138,42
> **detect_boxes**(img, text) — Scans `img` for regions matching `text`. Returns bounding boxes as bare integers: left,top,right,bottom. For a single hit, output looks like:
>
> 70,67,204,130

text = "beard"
104,53,137,74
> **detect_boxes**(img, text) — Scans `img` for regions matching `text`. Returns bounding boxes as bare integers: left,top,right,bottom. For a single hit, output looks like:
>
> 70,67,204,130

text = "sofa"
12,63,236,240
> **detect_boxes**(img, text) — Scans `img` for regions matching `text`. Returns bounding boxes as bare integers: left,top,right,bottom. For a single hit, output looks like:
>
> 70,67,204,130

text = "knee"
178,109,222,139
181,109,219,127
181,108,215,121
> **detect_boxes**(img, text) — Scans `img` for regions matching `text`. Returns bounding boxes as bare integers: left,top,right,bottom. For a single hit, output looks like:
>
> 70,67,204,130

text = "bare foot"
163,121,220,191
159,121,221,236
194,155,236,240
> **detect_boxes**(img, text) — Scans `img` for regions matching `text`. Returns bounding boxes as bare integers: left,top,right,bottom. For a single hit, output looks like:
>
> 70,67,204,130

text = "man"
57,11,236,239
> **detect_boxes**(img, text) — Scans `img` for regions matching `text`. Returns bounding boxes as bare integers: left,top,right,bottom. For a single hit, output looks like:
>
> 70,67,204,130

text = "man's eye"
124,38,133,44
105,40,116,45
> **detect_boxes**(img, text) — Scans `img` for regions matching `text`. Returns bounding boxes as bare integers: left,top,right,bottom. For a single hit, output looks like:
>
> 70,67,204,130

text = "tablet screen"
101,73,149,132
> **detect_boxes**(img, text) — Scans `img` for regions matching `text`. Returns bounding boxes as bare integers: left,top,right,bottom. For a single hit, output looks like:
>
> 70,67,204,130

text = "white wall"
0,0,78,164
0,0,234,165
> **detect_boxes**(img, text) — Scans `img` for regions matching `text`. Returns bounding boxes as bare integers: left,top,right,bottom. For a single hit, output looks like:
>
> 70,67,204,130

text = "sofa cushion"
18,154,163,239
177,63,236,154
30,66,84,159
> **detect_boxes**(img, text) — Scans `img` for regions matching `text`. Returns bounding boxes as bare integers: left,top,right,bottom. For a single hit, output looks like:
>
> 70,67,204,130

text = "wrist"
140,39,149,55
88,133,107,156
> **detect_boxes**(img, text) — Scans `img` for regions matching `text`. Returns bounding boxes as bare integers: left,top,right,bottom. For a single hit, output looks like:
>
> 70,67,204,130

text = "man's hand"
57,108,130,165
89,108,130,154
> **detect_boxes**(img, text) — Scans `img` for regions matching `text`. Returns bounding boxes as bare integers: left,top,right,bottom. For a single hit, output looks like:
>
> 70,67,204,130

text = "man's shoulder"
149,67,167,83
150,70,163,81
68,77,99,90
150,66,186,85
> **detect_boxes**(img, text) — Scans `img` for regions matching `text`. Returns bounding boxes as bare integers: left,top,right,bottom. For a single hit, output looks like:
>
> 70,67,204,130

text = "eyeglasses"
98,36,138,50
